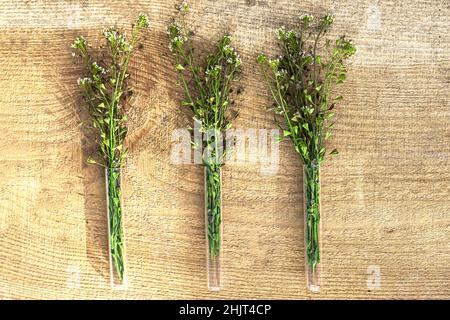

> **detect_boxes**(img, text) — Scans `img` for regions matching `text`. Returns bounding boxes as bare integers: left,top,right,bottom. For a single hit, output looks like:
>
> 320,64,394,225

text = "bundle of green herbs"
72,13,149,285
258,13,356,289
167,2,241,289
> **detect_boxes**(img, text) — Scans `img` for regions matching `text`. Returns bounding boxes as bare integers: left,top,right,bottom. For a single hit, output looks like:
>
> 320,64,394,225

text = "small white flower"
234,55,241,67
300,14,314,28
276,26,286,40
223,44,234,55
179,1,189,13
268,58,280,69
77,77,92,86
300,14,314,21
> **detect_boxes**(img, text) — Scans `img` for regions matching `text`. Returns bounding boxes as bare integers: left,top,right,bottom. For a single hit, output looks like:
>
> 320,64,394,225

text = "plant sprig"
72,13,149,169
168,3,241,258
168,15,241,150
72,13,149,283
258,14,356,166
258,14,356,276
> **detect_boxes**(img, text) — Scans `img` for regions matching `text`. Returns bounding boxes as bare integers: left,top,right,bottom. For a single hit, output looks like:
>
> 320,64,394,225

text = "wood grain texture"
0,0,449,299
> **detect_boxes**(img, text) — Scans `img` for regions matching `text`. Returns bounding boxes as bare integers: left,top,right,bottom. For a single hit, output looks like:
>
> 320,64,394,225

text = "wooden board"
0,0,449,299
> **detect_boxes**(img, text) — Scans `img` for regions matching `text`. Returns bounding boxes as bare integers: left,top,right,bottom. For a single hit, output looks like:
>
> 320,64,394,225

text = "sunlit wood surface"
0,0,448,299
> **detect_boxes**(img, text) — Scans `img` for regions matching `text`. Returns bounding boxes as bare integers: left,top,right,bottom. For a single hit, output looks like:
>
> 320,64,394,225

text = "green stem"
304,162,320,273
104,28,141,284
205,163,222,258
107,167,125,281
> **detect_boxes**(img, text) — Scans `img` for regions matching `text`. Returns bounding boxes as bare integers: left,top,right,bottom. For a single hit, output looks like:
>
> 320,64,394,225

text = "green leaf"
330,148,339,156
275,135,284,143
298,140,307,155
190,140,200,150
257,54,267,64
122,148,129,158
304,55,313,65
315,55,321,65
283,130,291,137
181,100,193,107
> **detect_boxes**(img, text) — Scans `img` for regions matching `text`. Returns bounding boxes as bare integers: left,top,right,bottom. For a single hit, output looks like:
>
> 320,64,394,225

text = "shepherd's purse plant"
168,2,242,291
258,13,356,292
72,13,149,287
